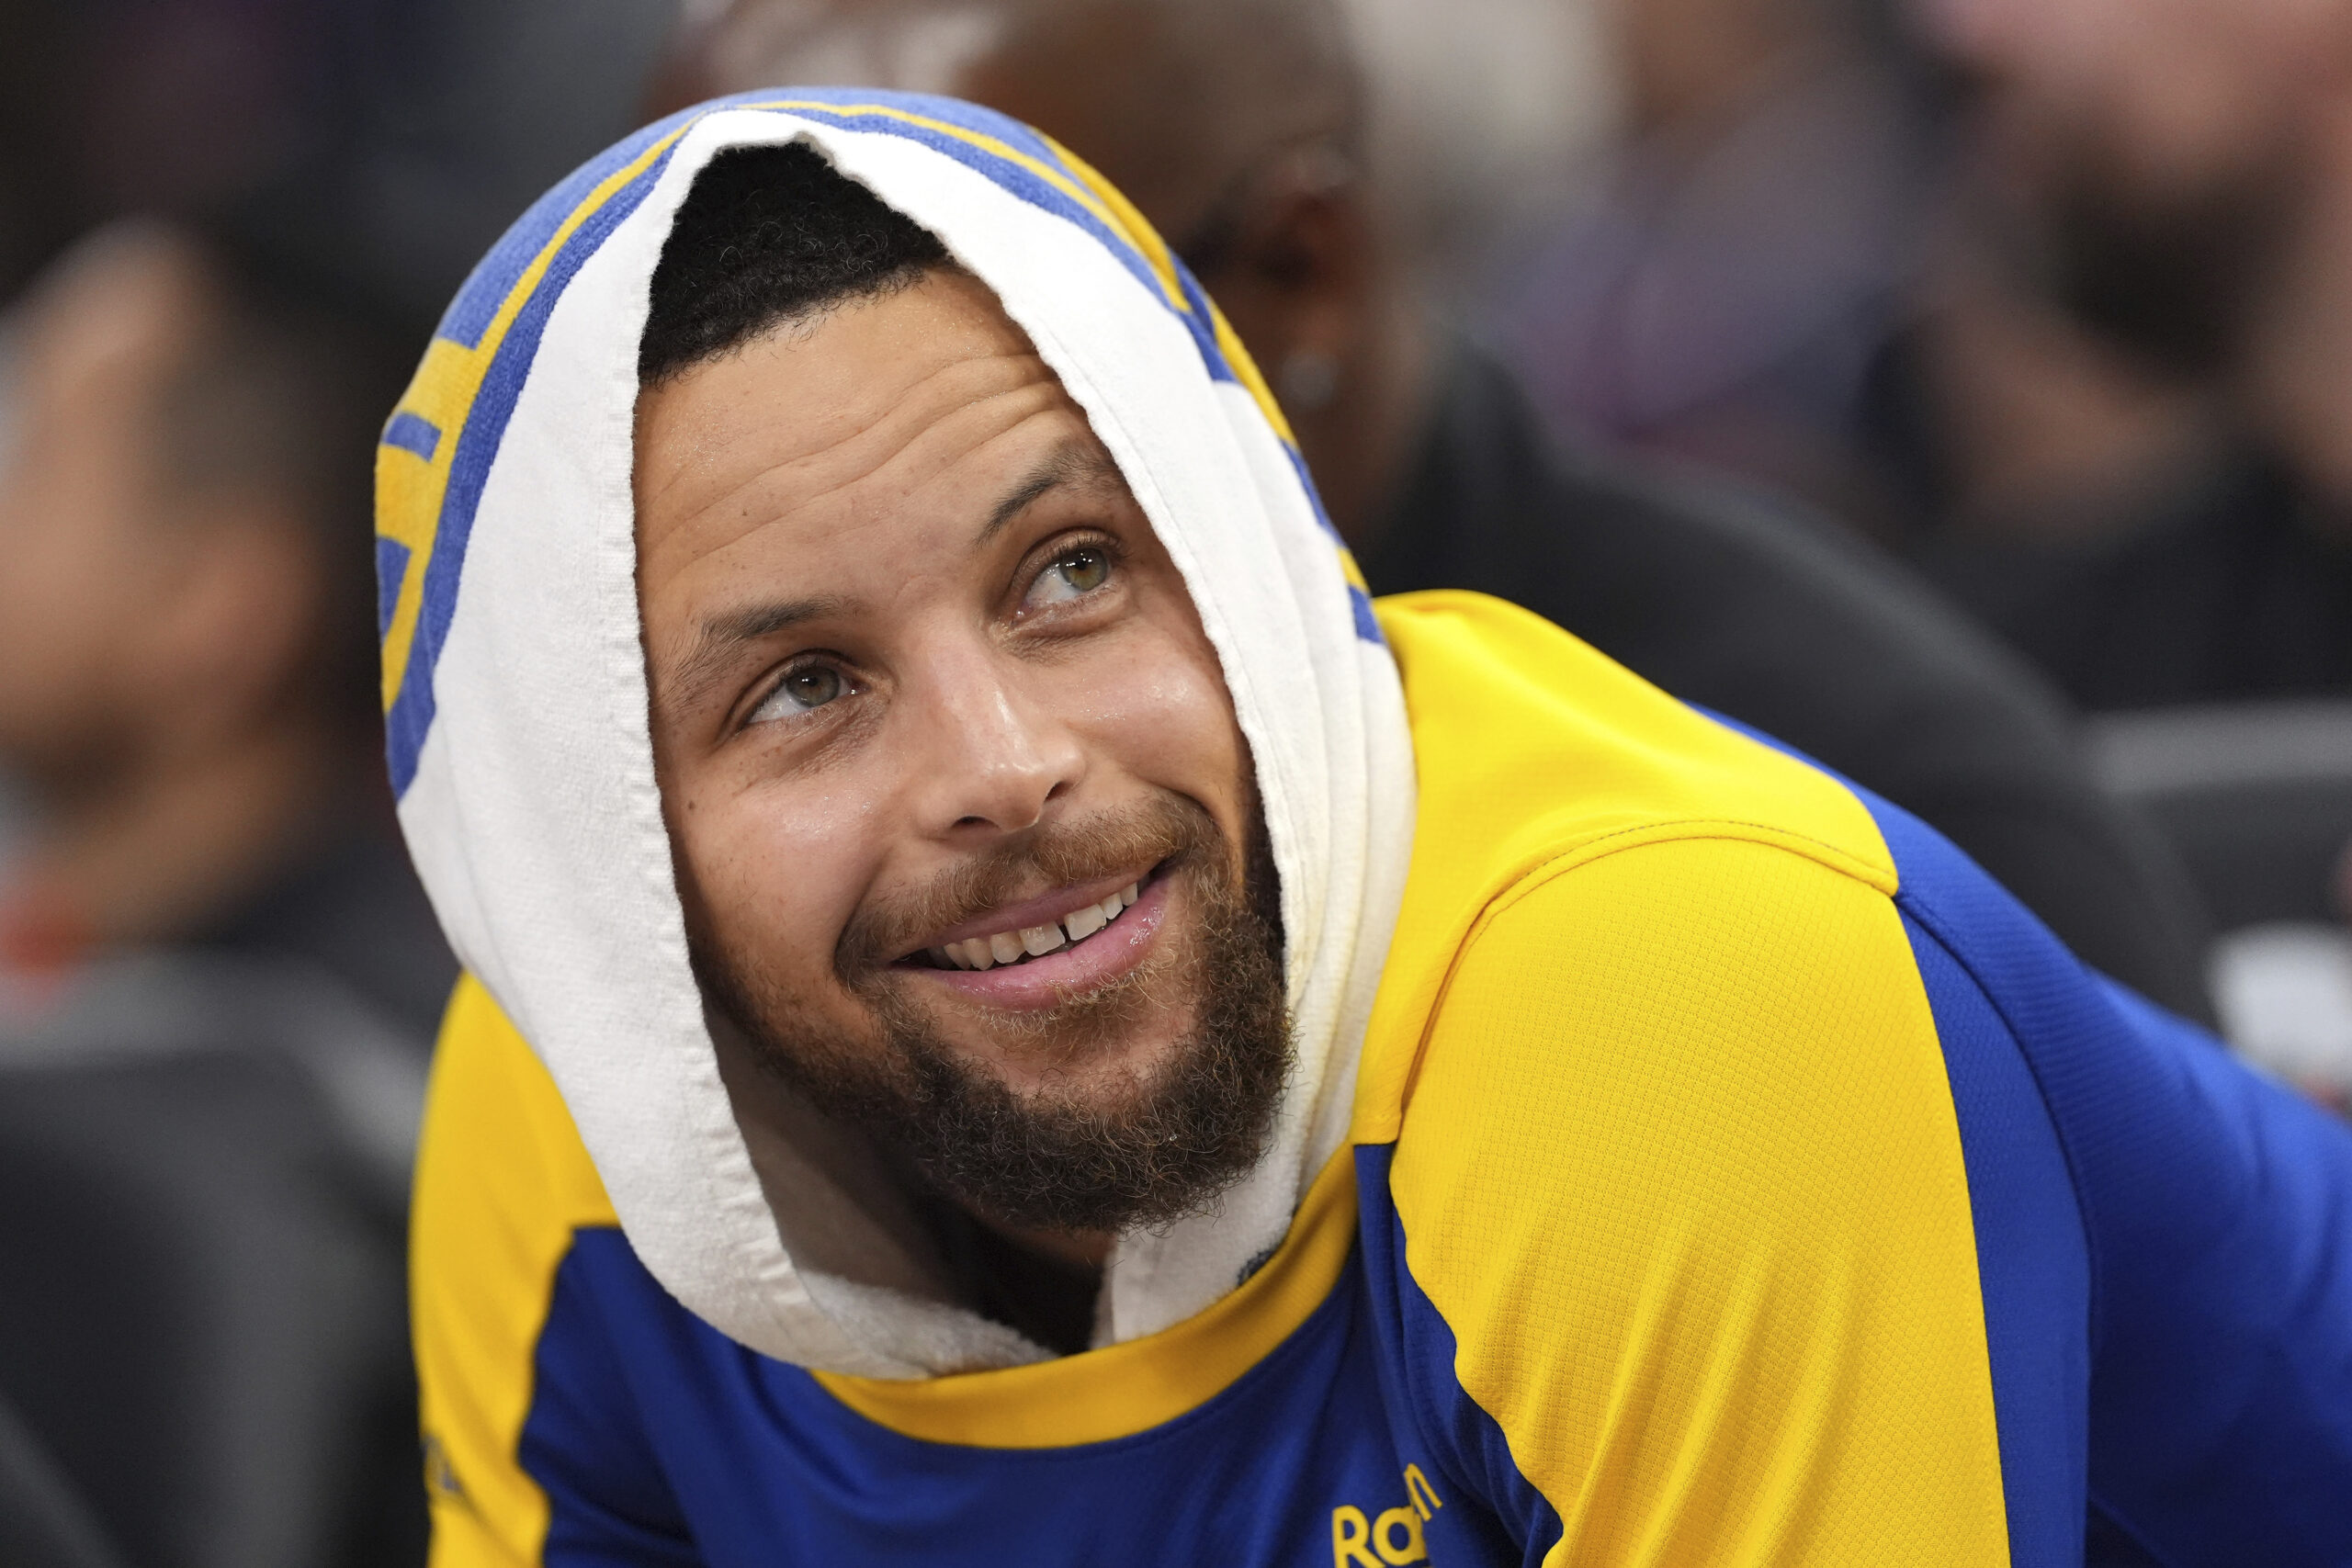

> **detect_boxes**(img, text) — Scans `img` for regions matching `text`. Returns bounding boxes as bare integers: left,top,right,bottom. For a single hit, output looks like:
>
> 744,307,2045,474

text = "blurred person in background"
660,0,2217,1019
1862,213,2229,574
0,219,450,1039
1894,0,2352,711
0,216,450,1568
1487,0,1935,531
0,3,687,1565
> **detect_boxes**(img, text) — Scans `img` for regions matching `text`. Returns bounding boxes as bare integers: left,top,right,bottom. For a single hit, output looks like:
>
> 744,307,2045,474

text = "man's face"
0,236,202,784
1922,0,2352,369
635,266,1290,1235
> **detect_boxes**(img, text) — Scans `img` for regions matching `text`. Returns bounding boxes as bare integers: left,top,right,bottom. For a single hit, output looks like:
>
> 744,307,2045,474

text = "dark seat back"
0,1387,127,1568
2090,701,2352,931
0,955,429,1568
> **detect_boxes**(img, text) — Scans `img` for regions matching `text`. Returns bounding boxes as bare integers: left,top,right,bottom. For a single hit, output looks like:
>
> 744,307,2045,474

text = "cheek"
673,774,883,994
0,506,143,722
1058,620,1245,816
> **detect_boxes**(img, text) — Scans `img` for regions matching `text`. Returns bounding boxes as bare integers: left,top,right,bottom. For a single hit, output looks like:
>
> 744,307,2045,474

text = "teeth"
933,878,1148,972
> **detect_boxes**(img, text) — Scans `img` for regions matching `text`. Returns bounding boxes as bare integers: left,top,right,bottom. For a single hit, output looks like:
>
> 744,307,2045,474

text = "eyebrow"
657,444,1128,717
978,441,1125,545
664,593,849,717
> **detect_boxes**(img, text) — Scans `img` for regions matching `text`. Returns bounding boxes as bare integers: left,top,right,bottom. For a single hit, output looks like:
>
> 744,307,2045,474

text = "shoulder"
1351,609,2032,1551
1391,829,1963,1259
1362,600,1984,1359
1369,829,2016,1560
1363,590,1904,1122
1374,589,1899,871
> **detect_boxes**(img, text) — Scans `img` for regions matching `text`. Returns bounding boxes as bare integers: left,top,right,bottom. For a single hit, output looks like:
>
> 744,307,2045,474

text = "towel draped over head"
376,90,1416,1376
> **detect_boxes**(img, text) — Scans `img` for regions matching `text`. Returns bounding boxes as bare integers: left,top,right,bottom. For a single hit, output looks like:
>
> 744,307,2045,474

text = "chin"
941,1006,1199,1107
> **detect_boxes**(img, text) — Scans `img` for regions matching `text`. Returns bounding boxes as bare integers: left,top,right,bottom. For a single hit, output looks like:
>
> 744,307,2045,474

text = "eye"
747,661,850,725
1023,545,1114,610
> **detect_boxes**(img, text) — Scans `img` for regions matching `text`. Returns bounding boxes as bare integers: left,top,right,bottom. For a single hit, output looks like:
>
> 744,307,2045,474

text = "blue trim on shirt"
514,1223,1487,1566
1354,1143,1562,1566
1707,703,2352,1562
1894,906,2091,1565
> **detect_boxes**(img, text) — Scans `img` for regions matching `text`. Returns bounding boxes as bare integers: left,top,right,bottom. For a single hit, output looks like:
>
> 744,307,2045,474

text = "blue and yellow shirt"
414,593,2352,1566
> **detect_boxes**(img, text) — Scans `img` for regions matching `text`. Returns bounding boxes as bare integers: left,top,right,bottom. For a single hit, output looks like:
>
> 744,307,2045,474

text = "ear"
1186,146,1378,421
130,499,324,747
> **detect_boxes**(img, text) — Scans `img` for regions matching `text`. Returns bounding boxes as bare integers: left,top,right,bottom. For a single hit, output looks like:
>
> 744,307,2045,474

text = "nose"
902,637,1085,840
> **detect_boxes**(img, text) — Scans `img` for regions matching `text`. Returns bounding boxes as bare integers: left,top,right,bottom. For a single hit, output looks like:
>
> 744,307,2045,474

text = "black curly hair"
638,141,953,388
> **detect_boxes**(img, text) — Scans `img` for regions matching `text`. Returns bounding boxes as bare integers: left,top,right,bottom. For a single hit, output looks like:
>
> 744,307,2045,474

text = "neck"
943,1201,1109,1358
968,1208,1113,1272
20,715,349,949
2240,102,2352,508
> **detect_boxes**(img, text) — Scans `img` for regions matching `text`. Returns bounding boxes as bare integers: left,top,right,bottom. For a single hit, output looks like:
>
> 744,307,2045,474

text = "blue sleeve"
2070,977,2352,1562
1882,795,2352,1567
517,1233,705,1568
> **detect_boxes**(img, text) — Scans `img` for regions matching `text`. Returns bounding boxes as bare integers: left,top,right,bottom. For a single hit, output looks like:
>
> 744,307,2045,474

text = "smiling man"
399,100,2352,1568
632,163,1288,1294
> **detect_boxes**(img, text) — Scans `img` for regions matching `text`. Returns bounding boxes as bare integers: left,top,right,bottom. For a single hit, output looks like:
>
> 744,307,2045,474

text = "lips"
906,867,1174,1011
896,861,1161,967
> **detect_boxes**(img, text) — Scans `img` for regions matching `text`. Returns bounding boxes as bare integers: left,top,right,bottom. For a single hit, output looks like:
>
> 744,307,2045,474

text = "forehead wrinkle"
640,351,1062,565
797,375,1078,537
977,438,1128,546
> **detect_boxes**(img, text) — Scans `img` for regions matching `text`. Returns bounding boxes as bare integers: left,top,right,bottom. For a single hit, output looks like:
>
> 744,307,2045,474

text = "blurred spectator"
0,0,684,360
1487,0,1938,533
0,220,449,1036
1320,0,1624,297
0,218,448,1568
0,5,686,1564
1865,223,2226,557
1892,0,2352,709
0,0,402,306
659,0,2218,1019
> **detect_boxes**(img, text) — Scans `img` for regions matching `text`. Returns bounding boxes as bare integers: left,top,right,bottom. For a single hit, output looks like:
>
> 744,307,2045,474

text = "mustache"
835,795,1216,976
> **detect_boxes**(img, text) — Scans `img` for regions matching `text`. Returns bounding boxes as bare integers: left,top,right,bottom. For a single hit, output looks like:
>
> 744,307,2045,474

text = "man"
655,0,2216,1022
1489,0,1928,532
404,102,2352,1565
1906,0,2352,709
0,220,453,1040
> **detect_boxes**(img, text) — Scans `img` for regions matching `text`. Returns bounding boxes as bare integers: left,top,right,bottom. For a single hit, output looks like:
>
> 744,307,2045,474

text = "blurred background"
2,0,2350,1563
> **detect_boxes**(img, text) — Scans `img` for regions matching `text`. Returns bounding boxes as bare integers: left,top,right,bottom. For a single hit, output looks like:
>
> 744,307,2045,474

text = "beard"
690,793,1292,1235
2025,129,2310,378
